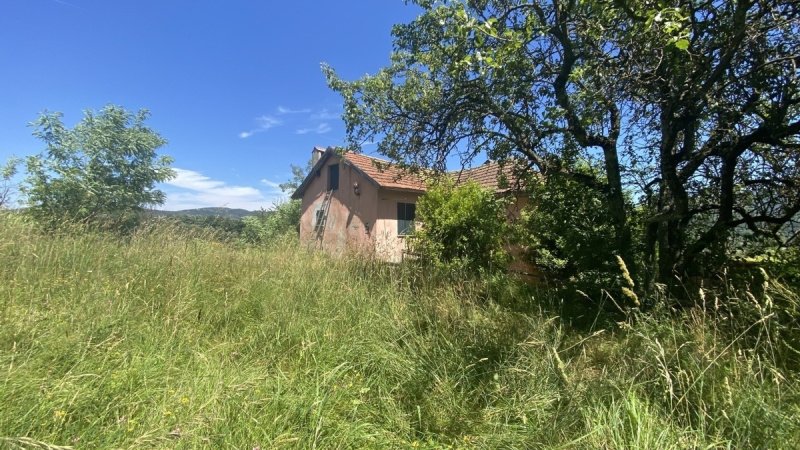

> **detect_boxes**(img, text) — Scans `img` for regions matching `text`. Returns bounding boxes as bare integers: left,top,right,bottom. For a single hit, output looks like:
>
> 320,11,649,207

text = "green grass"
1,212,798,449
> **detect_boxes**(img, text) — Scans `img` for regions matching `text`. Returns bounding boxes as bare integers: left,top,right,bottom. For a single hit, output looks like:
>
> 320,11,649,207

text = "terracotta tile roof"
293,148,525,199
343,152,428,192
343,152,525,193
450,161,524,192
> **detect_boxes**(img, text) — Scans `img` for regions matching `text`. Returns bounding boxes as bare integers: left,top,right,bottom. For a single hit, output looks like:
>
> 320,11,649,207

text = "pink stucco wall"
298,154,424,262
299,155,379,257
374,189,422,263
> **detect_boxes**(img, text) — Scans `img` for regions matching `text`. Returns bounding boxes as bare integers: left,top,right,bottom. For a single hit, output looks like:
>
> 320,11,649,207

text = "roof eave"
379,186,427,194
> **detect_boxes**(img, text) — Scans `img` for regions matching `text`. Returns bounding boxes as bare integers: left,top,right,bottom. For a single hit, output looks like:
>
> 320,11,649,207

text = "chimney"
311,146,325,165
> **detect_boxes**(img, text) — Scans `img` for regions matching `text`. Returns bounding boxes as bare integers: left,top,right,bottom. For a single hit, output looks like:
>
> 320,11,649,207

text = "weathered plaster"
298,155,378,257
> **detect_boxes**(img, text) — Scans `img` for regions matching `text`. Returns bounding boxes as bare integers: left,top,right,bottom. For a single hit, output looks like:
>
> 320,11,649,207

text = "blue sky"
0,0,421,210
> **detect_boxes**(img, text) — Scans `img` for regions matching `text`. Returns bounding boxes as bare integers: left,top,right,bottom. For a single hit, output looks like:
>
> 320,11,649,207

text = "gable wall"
298,155,378,256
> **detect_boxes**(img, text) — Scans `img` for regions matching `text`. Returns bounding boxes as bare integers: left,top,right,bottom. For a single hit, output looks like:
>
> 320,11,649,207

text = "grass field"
1,212,798,449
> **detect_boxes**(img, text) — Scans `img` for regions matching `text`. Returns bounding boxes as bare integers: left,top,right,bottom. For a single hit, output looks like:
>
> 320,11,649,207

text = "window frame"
327,164,339,191
397,202,416,236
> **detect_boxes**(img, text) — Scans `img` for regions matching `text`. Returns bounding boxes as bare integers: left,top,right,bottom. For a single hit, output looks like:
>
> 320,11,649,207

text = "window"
397,202,416,236
314,208,325,232
328,164,339,191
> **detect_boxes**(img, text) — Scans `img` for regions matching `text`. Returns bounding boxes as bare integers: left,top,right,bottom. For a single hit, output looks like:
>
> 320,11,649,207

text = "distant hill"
148,207,257,219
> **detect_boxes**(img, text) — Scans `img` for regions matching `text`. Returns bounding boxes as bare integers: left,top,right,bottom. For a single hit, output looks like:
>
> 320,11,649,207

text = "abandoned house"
291,146,528,263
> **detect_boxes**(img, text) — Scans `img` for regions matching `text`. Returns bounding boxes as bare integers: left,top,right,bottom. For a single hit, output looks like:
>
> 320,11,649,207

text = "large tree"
621,0,800,283
326,0,799,290
22,105,175,227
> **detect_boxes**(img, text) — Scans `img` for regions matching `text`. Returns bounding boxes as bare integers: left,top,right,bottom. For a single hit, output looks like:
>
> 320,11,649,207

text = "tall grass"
1,212,798,448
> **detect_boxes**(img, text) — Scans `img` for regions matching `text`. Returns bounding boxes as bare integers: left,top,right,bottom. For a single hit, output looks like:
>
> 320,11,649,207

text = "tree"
618,1,800,284
326,0,799,292
279,160,313,193
410,180,509,272
241,161,309,244
22,105,175,228
325,0,640,280
1,157,20,209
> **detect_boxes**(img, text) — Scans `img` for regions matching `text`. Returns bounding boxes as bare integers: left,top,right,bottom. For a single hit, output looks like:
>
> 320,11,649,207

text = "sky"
0,0,422,211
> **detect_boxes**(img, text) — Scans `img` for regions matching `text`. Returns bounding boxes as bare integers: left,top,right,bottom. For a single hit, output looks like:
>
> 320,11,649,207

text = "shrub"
410,180,509,273
241,199,301,244
519,172,629,296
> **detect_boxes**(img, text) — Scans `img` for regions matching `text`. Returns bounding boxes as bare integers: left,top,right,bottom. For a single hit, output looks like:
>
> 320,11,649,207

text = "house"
291,146,528,263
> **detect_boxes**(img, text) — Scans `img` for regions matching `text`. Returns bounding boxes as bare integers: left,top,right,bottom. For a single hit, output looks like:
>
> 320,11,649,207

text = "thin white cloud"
277,106,312,115
51,0,82,8
310,109,340,120
256,115,281,129
296,122,332,135
239,115,282,139
162,168,285,211
260,178,282,189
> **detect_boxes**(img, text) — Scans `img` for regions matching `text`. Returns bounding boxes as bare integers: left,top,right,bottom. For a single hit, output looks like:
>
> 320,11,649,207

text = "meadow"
1,212,798,449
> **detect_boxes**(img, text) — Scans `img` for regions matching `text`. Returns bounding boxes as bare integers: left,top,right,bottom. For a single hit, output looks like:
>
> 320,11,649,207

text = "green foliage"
411,180,509,272
279,160,313,193
0,157,20,208
0,213,798,448
240,199,301,245
520,172,624,292
327,0,800,297
21,105,174,229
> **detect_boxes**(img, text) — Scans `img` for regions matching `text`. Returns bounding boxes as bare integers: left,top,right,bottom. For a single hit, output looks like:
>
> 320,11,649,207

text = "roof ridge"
343,151,395,165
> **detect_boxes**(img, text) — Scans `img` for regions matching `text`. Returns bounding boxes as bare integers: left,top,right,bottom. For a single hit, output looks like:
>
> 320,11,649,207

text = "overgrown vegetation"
410,180,509,273
326,0,800,296
21,105,174,230
240,200,301,245
1,212,797,448
516,171,650,302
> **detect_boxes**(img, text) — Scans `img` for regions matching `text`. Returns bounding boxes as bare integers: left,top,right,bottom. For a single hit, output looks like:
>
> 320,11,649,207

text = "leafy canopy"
327,0,800,292
22,105,174,228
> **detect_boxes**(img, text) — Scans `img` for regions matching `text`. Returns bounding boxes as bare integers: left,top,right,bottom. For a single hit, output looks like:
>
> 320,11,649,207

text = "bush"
410,180,509,273
240,199,301,244
519,173,629,296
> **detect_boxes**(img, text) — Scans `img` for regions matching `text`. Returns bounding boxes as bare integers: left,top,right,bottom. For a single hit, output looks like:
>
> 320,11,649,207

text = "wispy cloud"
239,107,339,138
277,106,312,115
51,0,82,9
296,123,332,135
162,168,284,210
260,178,282,189
239,115,282,139
310,109,340,120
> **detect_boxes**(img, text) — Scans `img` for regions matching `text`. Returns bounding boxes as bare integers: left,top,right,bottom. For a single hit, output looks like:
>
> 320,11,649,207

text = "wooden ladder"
314,189,334,242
